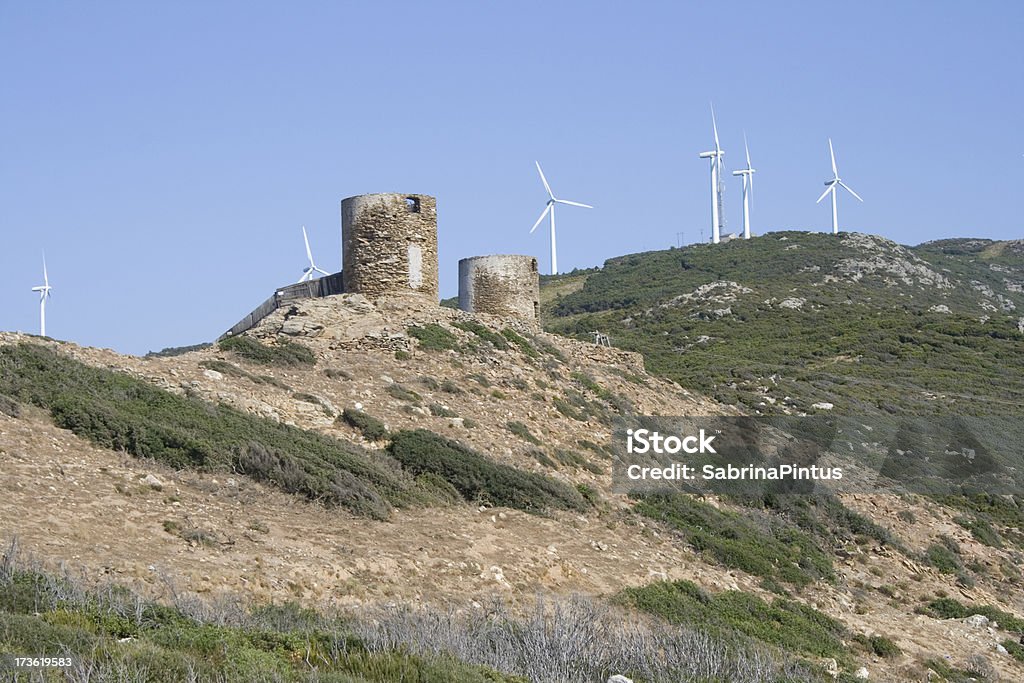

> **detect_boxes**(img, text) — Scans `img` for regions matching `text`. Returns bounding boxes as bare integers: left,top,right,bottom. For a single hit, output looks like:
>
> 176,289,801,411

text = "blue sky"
2,1,1022,354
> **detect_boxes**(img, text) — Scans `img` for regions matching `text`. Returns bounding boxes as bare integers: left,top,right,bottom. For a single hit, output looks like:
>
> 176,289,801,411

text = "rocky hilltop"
1,258,1023,681
544,232,1024,415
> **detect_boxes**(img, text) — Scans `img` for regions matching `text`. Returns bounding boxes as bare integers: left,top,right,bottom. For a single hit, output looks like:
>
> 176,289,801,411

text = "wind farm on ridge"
23,105,867,336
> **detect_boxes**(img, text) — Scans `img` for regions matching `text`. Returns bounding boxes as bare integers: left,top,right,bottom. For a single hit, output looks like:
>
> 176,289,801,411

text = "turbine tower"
816,138,862,234
698,105,726,243
298,226,330,282
732,133,756,239
529,161,593,274
30,254,52,337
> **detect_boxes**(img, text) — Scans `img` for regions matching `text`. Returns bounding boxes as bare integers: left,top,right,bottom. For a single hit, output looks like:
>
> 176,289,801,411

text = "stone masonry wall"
458,254,540,323
341,193,438,302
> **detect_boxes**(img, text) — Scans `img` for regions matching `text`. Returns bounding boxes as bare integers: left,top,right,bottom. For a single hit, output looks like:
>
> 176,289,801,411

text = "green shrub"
552,449,602,474
621,580,848,661
408,324,459,351
576,483,600,506
533,337,566,362
338,409,389,442
634,494,833,586
553,397,588,422
868,635,901,657
199,360,290,390
919,597,1024,633
257,375,291,390
501,328,539,357
0,393,20,418
453,320,509,349
386,384,421,404
507,421,541,445
218,336,315,366
440,379,462,394
0,566,526,683
387,429,587,513
292,392,332,415
530,449,557,468
145,343,212,358
394,349,412,361
571,372,611,399
954,515,1003,548
1003,639,1024,662
429,403,458,418
923,542,962,574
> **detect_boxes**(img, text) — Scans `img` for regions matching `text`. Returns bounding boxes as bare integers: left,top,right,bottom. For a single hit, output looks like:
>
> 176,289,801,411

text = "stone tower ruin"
341,193,438,302
458,254,540,323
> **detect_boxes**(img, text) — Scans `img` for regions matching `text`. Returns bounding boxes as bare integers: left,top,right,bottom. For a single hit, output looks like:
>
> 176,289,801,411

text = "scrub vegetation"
0,343,581,520
541,233,1024,416
0,540,826,683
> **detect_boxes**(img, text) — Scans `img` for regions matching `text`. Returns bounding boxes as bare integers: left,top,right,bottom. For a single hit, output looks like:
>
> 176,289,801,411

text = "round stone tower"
458,254,540,323
341,193,438,302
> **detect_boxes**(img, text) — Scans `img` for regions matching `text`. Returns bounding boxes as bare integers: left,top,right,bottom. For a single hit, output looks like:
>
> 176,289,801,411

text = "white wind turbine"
732,133,756,239
298,226,330,282
30,253,52,337
698,105,726,243
817,138,862,234
529,161,593,274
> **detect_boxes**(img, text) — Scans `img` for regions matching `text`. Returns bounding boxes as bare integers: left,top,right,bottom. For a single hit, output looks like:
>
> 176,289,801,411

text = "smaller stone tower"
458,254,540,323
341,193,438,302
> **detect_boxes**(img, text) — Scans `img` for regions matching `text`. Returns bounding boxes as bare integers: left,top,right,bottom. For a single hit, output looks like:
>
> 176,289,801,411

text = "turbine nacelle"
817,138,862,234
297,226,330,283
529,161,592,274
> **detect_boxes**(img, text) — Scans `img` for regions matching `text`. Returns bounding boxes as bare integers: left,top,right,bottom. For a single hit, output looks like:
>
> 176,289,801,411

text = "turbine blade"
315,267,330,276
554,199,593,209
816,184,835,203
711,103,721,153
838,180,863,202
744,131,751,169
529,204,552,233
829,138,838,177
535,161,553,198
302,226,314,265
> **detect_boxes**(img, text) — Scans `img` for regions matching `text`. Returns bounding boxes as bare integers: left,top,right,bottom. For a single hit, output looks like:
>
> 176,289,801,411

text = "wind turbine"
816,138,862,234
698,105,726,243
298,226,330,282
30,253,52,337
529,161,593,274
732,133,756,239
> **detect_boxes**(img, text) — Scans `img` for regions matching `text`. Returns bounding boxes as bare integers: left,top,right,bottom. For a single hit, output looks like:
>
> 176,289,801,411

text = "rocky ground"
2,293,1023,681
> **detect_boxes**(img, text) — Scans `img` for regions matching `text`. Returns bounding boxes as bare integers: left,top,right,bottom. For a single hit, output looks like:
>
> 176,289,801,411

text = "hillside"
2,288,1024,681
542,232,1024,416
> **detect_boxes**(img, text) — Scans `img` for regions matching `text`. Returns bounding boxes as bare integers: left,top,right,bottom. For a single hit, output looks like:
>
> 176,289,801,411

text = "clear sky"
2,1,1022,355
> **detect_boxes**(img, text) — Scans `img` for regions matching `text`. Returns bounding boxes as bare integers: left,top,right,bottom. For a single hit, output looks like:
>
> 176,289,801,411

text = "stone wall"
458,254,540,323
341,193,438,302
220,272,344,339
